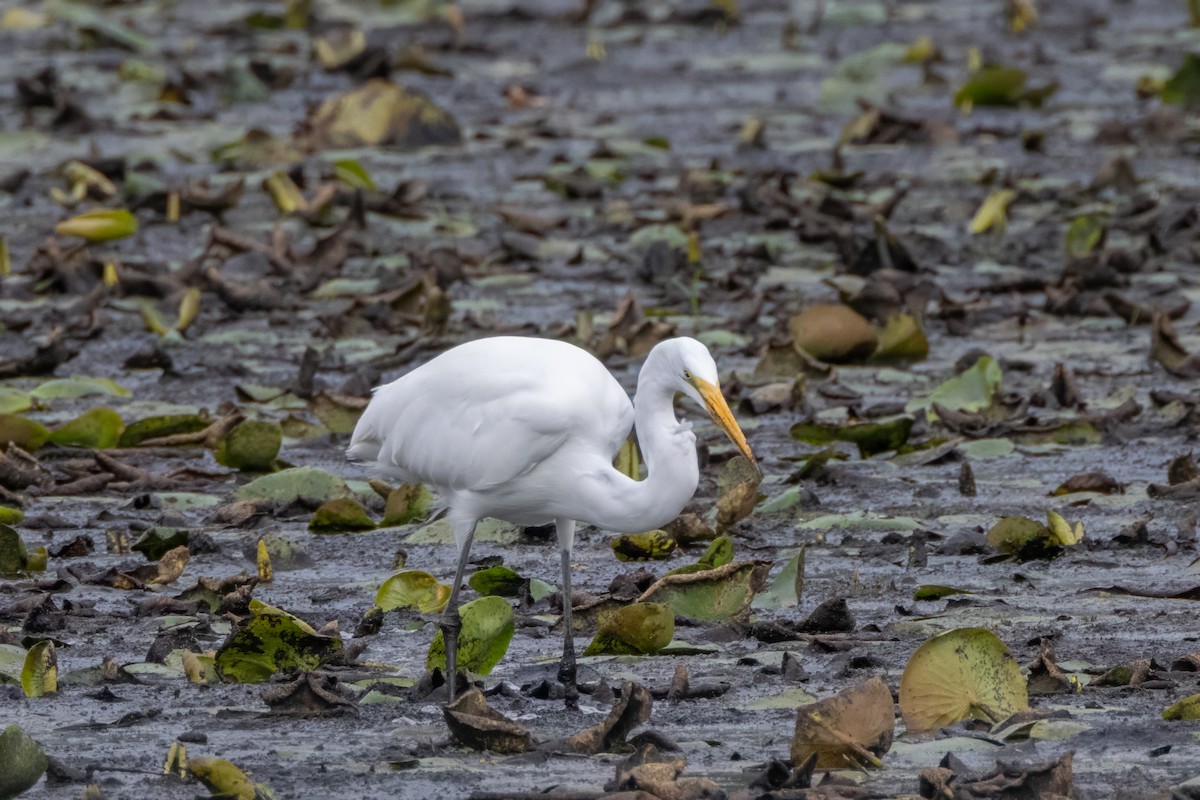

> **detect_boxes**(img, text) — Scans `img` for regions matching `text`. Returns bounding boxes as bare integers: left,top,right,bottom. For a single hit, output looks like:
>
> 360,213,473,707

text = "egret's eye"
683,369,692,381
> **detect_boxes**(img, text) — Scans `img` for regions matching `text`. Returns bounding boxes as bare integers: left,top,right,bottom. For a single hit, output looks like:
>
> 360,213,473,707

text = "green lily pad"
188,756,273,800
215,419,282,471
638,560,770,622
899,627,1028,733
47,407,124,448
913,585,973,601
132,526,189,561
469,565,524,598
30,376,131,400
1162,53,1200,107
0,725,48,799
376,570,451,613
0,524,28,574
235,467,350,503
0,644,24,683
0,415,50,450
873,314,929,362
309,497,375,532
407,518,521,546
381,484,433,527
912,356,1002,422
1065,214,1106,259
21,640,56,698
118,413,209,447
214,599,343,683
0,389,30,415
752,548,805,610
1164,694,1200,720
583,602,675,656
610,529,676,561
790,417,914,458
427,596,514,676
0,506,23,526
666,535,735,577
986,511,1083,561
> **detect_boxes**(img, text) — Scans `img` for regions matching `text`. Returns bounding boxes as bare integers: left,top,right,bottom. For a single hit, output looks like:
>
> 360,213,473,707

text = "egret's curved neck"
577,361,699,533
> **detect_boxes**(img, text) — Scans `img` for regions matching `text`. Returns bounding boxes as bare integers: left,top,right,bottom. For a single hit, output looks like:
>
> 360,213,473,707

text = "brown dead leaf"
262,671,356,714
791,676,894,769
564,681,652,754
307,79,462,151
1052,472,1121,496
715,455,763,531
1151,312,1200,377
153,545,190,585
443,687,531,753
596,295,675,359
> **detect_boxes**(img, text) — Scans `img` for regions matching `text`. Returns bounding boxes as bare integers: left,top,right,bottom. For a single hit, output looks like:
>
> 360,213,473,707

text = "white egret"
347,336,754,700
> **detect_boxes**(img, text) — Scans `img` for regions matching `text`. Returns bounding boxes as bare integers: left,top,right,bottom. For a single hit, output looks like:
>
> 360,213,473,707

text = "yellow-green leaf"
55,208,138,242
969,189,1016,234
21,640,57,698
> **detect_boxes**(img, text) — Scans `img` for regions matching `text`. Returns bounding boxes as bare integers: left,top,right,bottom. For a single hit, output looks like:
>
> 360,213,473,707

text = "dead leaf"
153,545,189,585
792,676,894,769
1151,312,1200,377
261,671,356,714
307,79,462,151
443,687,530,753
563,681,652,754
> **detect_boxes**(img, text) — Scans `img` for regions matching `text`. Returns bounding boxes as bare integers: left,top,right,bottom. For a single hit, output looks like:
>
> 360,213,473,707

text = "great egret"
347,336,754,700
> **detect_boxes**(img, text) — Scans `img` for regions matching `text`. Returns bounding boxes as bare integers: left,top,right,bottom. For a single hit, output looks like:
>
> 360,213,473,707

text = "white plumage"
348,335,754,701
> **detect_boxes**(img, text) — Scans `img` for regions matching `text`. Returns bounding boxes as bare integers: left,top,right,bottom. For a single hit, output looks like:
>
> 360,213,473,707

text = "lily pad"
309,497,375,532
0,506,22,526
381,484,433,527
31,376,131,399
792,676,894,769
638,560,770,622
1163,694,1200,720
986,511,1083,560
0,415,50,450
789,304,877,363
214,599,343,683
790,417,914,458
376,570,451,613
583,602,675,656
427,596,514,676
21,640,57,698
0,389,30,415
899,628,1029,733
132,526,189,561
715,455,763,530
188,756,271,800
235,467,350,503
913,356,1002,422
873,314,929,362
118,413,209,447
611,529,676,561
469,565,524,597
308,78,462,150
752,548,805,610
443,688,531,754
0,725,48,799
47,407,124,448
215,420,282,471
0,524,27,574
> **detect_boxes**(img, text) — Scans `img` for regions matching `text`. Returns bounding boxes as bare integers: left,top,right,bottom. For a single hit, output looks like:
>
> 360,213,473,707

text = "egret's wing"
351,362,631,491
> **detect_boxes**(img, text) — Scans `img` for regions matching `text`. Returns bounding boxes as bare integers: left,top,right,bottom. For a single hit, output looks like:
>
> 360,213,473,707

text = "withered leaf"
443,687,530,753
791,675,894,769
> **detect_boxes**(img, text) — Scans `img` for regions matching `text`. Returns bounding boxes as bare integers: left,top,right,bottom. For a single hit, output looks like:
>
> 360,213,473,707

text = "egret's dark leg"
442,519,477,702
555,518,579,707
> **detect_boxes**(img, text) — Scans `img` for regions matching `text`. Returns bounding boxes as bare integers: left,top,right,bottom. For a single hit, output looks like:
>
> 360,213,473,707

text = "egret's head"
664,338,756,465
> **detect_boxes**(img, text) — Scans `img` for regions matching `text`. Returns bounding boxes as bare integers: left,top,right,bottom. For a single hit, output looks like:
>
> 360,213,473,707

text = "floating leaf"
1161,53,1200,107
583,602,675,656
611,529,676,561
0,524,28,574
1046,510,1084,546
381,484,432,527
469,565,524,597
752,548,805,610
214,599,343,683
792,676,894,769
987,512,1082,560
263,171,307,215
969,189,1016,234
183,650,218,685
1163,694,1200,721
376,570,450,614
215,420,282,471
443,688,531,753
0,389,30,415
873,314,929,362
309,497,375,533
789,304,877,363
0,725,48,799
118,414,209,447
308,78,462,150
333,159,375,190
47,407,124,448
21,640,57,697
715,455,763,531
899,628,1029,733
188,756,265,800
31,377,131,400
913,585,973,601
1065,214,1106,259
132,526,189,561
235,467,350,503
427,596,514,676
0,415,49,450
0,506,22,526
917,356,1002,421
790,417,914,459
54,208,138,241
638,560,770,621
